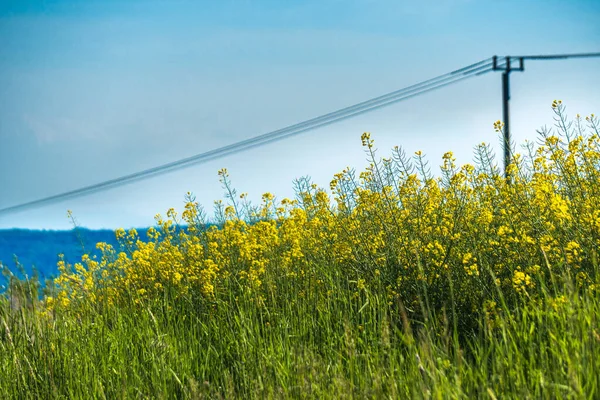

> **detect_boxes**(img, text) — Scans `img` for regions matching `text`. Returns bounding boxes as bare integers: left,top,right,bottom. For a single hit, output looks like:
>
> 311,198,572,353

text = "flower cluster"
47,102,600,326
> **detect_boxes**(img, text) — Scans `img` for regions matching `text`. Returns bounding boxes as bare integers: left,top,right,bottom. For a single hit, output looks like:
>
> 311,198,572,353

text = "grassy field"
1,102,599,399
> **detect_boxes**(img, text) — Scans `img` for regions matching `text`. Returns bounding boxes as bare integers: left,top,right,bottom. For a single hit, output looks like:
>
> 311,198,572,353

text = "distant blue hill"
0,228,148,288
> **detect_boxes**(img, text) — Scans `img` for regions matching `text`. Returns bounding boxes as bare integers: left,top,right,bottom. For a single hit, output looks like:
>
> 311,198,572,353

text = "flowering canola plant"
46,103,600,325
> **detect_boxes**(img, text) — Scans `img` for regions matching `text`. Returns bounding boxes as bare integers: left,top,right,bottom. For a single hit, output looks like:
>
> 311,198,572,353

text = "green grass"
1,266,598,399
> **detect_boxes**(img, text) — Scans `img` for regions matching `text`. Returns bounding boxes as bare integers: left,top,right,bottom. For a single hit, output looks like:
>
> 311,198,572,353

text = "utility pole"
493,56,523,178
492,52,600,179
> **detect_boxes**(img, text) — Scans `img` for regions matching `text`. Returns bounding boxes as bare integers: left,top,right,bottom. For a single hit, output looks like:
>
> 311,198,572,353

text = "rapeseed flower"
45,103,599,329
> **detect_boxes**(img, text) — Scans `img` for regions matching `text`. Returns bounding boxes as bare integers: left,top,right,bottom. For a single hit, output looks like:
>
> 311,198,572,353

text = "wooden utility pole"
493,56,523,178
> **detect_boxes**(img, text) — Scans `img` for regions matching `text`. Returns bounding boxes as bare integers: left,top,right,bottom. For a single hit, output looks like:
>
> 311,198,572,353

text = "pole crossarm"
493,56,525,73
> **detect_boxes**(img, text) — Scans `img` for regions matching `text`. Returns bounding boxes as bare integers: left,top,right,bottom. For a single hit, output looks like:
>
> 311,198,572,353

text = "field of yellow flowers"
1,102,599,399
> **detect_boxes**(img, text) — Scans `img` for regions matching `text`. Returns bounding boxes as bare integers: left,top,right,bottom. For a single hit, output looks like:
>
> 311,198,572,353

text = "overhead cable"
0,58,495,216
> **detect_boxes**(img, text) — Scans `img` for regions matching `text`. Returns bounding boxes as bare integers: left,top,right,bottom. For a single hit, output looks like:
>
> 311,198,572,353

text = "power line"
516,52,600,60
0,58,497,216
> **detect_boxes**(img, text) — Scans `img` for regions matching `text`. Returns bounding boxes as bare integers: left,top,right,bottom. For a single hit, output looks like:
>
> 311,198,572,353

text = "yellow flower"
493,120,504,132
115,228,126,240
217,168,229,177
357,278,366,291
361,132,374,148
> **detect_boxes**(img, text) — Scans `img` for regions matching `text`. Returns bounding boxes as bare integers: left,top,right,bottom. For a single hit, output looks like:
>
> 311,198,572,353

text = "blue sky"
1,0,599,230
